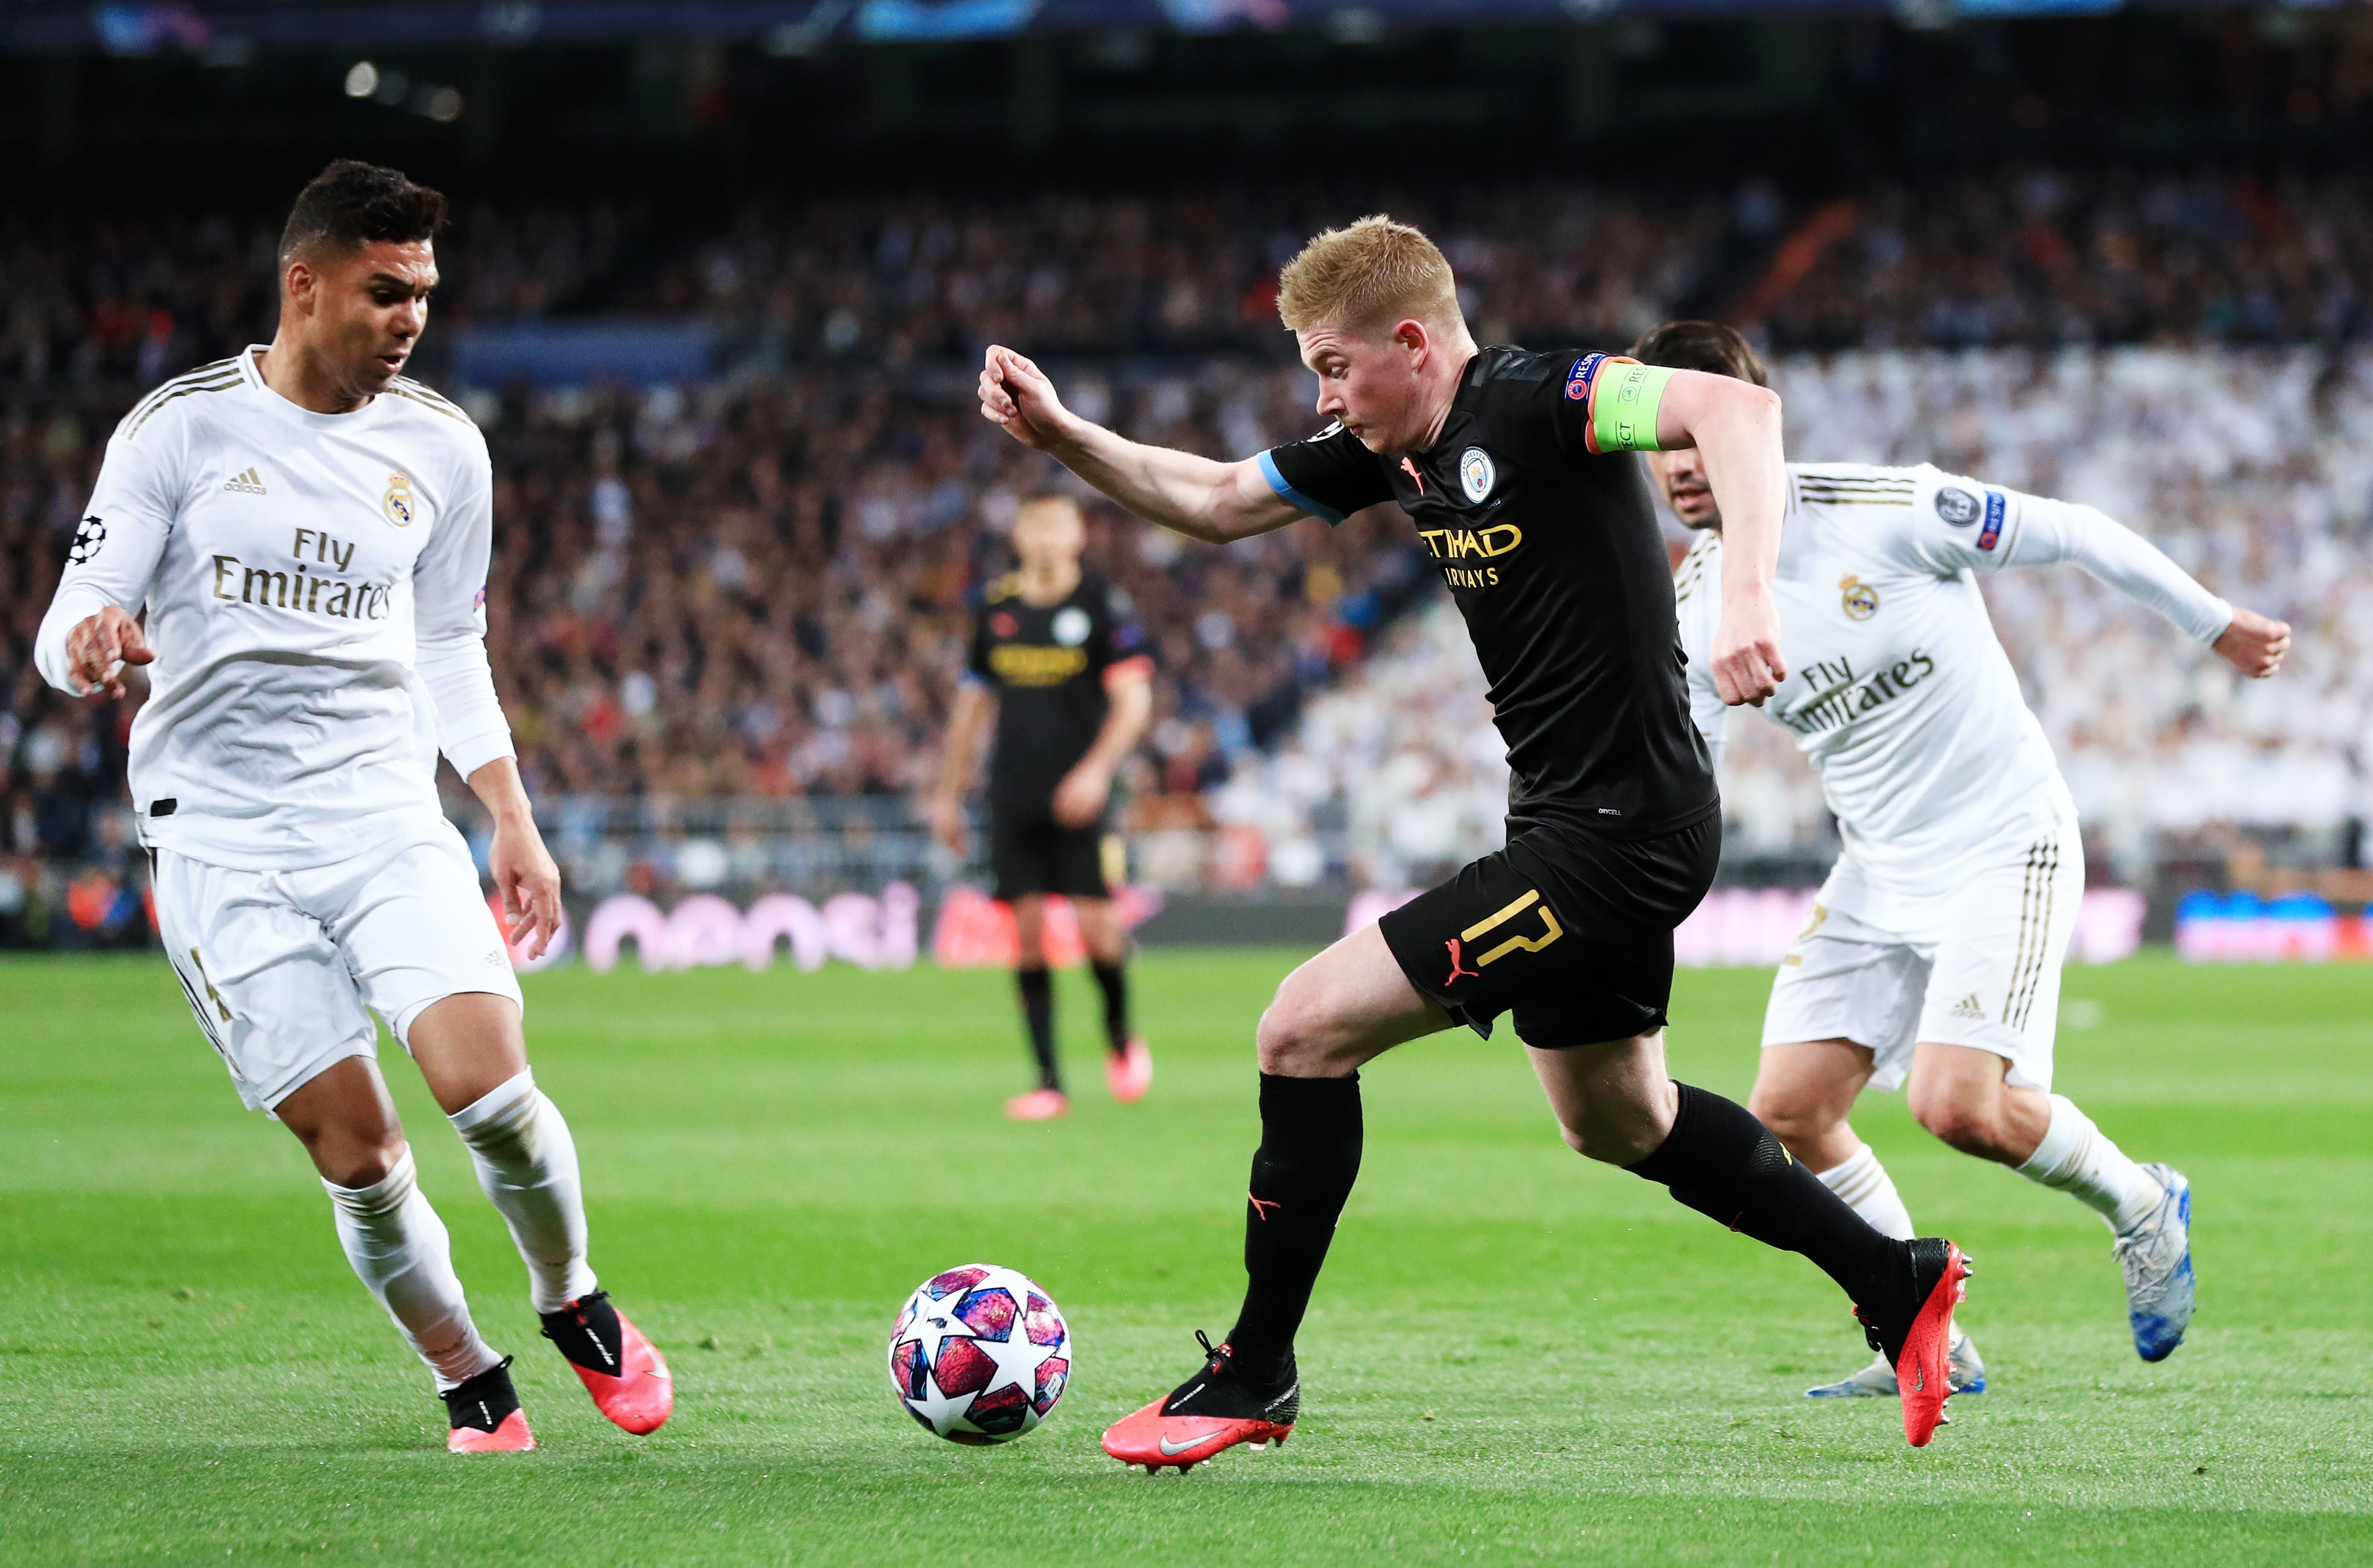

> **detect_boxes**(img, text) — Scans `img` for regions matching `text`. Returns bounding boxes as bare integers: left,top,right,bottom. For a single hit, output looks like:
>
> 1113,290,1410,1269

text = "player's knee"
1911,1094,2005,1158
1255,985,1348,1077
1555,1111,1666,1165
1745,1086,1830,1153
316,1133,406,1191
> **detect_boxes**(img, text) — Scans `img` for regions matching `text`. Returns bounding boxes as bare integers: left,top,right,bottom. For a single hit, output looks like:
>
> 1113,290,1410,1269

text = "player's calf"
447,1068,596,1312
319,1146,508,1395
1621,1083,1972,1444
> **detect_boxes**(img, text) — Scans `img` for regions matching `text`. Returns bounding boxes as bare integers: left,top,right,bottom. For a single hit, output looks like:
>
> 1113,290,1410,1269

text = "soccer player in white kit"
1638,322,2289,1398
34,162,672,1453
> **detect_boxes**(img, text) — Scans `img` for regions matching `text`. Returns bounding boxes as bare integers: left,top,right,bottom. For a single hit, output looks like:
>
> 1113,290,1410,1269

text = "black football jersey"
1262,345,1716,840
965,569,1149,811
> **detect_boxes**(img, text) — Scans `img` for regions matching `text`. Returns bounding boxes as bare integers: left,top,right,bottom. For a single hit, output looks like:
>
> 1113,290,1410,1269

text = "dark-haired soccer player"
1636,319,2289,1397
932,493,1156,1120
34,161,670,1453
978,216,1972,1459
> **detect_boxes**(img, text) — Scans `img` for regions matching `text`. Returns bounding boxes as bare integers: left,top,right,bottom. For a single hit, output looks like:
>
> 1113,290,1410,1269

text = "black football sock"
1091,960,1132,1054
1626,1082,1902,1308
441,1356,521,1433
1016,966,1060,1091
1226,1072,1363,1385
539,1289,623,1375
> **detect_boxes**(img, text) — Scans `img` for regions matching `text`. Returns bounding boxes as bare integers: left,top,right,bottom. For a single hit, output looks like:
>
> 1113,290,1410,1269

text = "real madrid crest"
383,472,416,528
1839,573,1879,621
1459,447,1495,505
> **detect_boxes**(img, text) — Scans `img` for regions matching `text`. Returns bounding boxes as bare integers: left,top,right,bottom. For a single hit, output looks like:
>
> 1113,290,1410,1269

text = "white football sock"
2016,1093,2161,1234
450,1069,597,1315
1813,1141,1917,1241
322,1147,503,1391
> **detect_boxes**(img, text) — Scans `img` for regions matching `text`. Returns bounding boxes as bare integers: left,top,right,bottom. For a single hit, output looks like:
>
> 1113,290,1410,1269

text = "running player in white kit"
34,162,672,1452
1638,322,2289,1397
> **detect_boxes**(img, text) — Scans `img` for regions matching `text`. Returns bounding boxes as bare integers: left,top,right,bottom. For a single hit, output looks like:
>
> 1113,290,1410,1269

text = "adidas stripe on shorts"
1760,809,2085,1092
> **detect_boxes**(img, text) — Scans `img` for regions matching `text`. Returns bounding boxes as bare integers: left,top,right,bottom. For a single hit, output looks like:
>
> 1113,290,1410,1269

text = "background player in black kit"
977,216,1972,1459
932,493,1156,1120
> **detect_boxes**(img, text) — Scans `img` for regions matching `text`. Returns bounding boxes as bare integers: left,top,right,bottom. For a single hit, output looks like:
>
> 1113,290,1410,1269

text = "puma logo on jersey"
223,467,267,495
1948,994,1987,1021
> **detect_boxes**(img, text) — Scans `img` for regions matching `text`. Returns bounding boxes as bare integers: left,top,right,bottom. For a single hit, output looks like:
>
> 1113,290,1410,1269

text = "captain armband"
1591,360,1678,454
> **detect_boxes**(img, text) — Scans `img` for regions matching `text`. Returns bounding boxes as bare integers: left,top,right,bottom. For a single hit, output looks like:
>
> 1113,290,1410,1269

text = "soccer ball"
888,1263,1071,1444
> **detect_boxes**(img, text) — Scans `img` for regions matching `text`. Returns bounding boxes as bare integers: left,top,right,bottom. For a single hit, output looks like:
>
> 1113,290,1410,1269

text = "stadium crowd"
5,171,2372,939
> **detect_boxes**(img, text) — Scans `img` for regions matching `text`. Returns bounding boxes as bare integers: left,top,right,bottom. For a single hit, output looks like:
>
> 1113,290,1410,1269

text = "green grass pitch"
2,949,2368,1564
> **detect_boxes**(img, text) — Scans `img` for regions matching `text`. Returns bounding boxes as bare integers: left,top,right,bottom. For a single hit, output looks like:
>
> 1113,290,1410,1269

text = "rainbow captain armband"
1588,357,1677,454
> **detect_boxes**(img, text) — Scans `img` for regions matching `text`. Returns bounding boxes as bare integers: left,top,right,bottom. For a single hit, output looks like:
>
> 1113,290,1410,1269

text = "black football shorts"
1378,810,1721,1048
989,807,1112,902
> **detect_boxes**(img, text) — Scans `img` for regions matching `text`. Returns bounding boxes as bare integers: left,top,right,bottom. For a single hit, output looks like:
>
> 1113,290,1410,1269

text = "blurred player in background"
981,217,1975,1462
932,494,1155,1120
1640,320,2290,1397
34,161,672,1453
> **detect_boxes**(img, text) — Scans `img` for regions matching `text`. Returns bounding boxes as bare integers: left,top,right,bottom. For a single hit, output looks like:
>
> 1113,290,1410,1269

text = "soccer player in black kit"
932,493,1156,1120
977,217,1970,1456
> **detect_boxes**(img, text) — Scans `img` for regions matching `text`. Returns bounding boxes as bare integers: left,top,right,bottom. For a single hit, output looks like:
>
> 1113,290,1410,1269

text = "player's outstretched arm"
1989,491,2289,678
1643,370,1788,707
978,346,1303,544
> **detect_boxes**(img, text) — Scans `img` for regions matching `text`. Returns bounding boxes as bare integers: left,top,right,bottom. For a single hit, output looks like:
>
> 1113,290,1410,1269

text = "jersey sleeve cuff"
442,727,517,781
1257,450,1348,526
33,582,118,695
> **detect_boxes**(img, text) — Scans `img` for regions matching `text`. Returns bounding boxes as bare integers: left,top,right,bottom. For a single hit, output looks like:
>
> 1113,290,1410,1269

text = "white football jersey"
1677,462,2230,893
35,348,513,870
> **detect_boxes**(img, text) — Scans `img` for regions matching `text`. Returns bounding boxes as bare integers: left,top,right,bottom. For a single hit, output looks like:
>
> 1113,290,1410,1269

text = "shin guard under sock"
322,1147,503,1390
1016,966,1059,1091
1626,1083,1900,1307
1091,961,1132,1054
450,1069,598,1316
1226,1072,1363,1383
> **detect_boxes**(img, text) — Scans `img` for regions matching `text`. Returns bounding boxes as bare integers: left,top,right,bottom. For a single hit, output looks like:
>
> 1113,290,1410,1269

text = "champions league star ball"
888,1264,1071,1444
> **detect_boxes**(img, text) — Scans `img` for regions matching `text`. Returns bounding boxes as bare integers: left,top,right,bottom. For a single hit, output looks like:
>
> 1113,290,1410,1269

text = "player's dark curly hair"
1628,320,1768,388
278,159,447,264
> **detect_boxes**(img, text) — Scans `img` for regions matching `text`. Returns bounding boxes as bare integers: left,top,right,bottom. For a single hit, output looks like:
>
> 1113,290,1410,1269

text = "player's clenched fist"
1711,593,1788,708
63,604,154,698
2212,605,2290,680
978,346,1075,452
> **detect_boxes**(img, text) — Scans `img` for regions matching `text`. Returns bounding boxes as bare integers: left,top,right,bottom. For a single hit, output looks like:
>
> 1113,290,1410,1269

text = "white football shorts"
1760,811,2084,1092
150,821,524,1113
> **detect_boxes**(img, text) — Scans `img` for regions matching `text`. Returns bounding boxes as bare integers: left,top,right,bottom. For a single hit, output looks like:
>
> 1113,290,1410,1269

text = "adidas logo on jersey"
1948,993,1987,1021
223,467,267,495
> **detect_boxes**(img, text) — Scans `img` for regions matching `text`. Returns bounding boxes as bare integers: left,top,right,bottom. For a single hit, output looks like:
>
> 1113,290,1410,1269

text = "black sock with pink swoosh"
1225,1071,1363,1388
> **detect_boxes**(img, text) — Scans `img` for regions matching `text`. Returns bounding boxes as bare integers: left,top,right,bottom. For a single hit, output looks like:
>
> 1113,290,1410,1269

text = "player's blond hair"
1276,215,1464,337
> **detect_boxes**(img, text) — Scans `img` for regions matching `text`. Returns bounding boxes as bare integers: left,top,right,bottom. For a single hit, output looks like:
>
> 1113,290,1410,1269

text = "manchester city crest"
1839,573,1879,620
383,473,416,527
1459,447,1495,504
